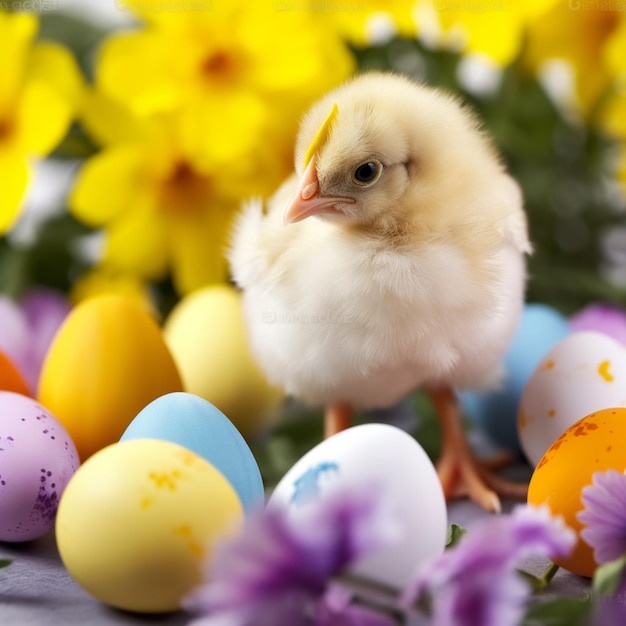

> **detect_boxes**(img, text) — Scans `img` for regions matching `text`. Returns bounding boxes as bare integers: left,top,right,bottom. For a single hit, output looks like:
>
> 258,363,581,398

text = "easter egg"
0,391,79,541
528,407,626,577
0,350,30,396
518,331,626,466
121,392,264,512
268,423,447,589
56,439,243,613
163,286,283,439
459,303,570,452
38,295,184,461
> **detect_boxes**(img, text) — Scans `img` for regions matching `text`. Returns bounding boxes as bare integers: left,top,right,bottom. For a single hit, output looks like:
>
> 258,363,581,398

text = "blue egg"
458,303,571,452
121,392,264,511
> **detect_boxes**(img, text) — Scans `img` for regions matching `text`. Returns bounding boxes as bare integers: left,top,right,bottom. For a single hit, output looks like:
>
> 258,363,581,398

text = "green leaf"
445,524,467,549
519,562,561,593
592,555,626,597
0,559,12,569
523,597,592,626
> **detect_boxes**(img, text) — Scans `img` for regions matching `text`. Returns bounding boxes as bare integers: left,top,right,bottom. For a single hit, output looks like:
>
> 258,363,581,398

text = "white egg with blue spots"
120,392,264,512
268,423,446,589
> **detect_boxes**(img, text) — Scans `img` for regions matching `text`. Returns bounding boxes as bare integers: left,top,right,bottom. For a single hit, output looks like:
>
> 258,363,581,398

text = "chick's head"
284,72,504,231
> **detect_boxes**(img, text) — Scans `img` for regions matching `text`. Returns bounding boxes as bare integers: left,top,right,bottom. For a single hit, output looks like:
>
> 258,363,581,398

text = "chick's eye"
352,161,382,186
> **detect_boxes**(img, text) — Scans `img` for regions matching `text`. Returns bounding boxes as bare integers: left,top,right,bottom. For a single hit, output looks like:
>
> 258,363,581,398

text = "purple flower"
569,303,626,346
578,470,626,566
592,595,626,626
0,288,70,394
185,488,399,626
401,505,576,626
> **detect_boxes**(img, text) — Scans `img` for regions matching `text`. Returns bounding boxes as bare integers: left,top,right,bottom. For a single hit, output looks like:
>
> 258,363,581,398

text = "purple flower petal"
318,586,397,626
569,303,626,346
592,587,626,626
509,503,576,561
431,568,529,626
402,505,575,626
185,487,398,626
0,296,30,377
0,289,70,393
578,470,626,565
20,288,71,390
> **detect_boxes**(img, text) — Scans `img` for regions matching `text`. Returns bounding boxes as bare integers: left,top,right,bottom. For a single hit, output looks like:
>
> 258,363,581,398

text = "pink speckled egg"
0,391,79,541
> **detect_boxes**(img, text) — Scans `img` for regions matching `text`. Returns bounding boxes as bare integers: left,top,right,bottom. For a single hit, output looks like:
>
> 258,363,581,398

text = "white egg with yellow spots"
56,439,243,613
518,331,626,466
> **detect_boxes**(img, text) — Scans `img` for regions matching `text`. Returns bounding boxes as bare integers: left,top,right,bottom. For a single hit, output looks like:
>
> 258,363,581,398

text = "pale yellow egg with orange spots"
518,331,626,466
56,439,243,613
528,407,626,578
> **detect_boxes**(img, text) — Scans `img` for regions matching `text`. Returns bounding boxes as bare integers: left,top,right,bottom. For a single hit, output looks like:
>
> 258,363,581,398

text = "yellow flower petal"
27,42,84,112
104,193,169,280
0,149,29,234
16,79,72,156
329,0,418,45
427,0,558,66
0,12,38,114
80,90,155,147
166,203,235,294
70,145,147,226
524,4,621,112
604,16,626,77
240,10,354,94
179,91,267,168
116,0,217,24
97,30,187,117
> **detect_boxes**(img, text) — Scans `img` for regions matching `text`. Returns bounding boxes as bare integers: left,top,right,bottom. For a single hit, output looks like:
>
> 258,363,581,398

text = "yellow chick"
229,72,532,512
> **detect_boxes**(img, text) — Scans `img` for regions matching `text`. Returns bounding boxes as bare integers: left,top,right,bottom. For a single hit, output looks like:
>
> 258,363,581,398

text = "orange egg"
0,350,30,396
38,295,184,461
528,407,626,577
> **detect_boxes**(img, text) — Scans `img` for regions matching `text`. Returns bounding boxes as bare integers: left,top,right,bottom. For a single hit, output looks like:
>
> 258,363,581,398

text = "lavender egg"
0,391,79,541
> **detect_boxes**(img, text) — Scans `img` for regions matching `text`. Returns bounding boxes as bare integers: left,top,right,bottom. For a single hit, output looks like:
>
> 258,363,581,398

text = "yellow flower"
310,0,419,45
524,4,624,113
97,1,354,120
422,0,557,67
71,2,354,295
71,103,241,294
0,11,82,234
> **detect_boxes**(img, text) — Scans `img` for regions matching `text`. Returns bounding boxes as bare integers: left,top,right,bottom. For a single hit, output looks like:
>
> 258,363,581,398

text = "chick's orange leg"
428,387,527,513
324,403,353,438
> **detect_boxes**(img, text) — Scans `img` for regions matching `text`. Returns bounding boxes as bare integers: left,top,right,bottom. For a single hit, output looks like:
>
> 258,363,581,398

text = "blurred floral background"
1,0,626,480
2,0,625,310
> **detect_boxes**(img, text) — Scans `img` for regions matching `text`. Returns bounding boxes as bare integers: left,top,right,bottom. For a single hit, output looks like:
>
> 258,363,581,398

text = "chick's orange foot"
428,387,528,513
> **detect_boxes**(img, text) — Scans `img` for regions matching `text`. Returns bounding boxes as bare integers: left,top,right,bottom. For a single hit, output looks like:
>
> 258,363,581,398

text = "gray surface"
0,493,591,625
0,532,190,625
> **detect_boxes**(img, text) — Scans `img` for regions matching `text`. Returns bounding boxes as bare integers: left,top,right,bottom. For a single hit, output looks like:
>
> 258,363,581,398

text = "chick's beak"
284,159,354,225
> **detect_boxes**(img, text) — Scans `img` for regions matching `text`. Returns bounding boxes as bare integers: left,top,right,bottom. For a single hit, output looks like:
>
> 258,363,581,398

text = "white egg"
518,331,626,466
268,423,447,589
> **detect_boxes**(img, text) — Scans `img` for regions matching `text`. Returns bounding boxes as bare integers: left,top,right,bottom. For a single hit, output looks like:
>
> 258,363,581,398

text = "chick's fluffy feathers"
230,72,531,409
